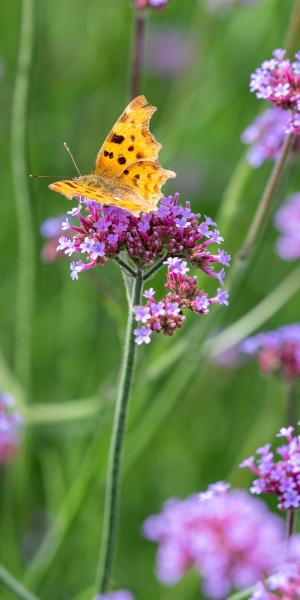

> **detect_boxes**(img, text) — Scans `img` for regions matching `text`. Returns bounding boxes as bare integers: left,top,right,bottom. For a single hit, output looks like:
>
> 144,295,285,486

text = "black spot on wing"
111,133,125,144
118,156,126,165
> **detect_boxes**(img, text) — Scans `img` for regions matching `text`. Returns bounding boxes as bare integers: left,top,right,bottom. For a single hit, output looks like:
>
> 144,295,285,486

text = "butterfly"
49,95,176,215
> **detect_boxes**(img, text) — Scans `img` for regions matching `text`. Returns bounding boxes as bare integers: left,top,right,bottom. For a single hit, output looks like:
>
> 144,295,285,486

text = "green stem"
286,508,297,539
96,269,143,594
225,586,255,600
130,9,145,98
237,133,293,262
114,257,137,279
0,564,40,600
143,252,169,281
11,0,35,390
286,379,297,426
284,0,300,54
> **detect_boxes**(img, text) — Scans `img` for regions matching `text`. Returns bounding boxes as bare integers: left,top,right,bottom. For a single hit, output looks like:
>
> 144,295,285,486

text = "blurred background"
1,0,300,598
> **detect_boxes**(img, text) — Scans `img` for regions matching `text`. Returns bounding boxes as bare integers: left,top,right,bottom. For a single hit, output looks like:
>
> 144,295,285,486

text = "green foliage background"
1,0,300,599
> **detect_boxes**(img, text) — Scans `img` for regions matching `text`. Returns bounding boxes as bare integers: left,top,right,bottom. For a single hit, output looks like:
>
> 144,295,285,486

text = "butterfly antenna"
29,174,70,179
63,142,82,176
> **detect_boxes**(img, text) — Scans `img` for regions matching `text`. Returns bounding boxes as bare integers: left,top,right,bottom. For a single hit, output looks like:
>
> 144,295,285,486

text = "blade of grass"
11,0,35,391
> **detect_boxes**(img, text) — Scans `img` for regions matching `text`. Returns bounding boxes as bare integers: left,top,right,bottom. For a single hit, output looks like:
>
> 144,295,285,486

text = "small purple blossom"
143,483,286,598
134,327,152,345
216,288,229,306
250,49,300,134
96,591,134,600
134,306,151,323
0,392,23,465
274,193,300,260
240,425,300,510
241,324,300,379
70,260,86,281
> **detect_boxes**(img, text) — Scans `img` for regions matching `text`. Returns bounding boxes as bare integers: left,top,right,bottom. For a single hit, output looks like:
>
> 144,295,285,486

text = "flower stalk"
0,564,40,600
286,508,297,539
238,132,293,261
130,8,146,97
96,267,143,593
286,379,297,427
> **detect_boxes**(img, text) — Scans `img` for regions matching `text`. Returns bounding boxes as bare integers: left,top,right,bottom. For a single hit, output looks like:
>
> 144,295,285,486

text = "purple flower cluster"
274,193,300,260
57,195,230,341
240,425,300,510
143,483,285,599
241,107,291,167
134,258,229,344
0,392,23,465
241,324,300,379
250,538,300,599
96,591,134,600
250,49,300,134
133,0,168,9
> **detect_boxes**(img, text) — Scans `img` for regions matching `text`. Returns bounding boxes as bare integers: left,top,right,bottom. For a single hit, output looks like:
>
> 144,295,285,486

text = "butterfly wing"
48,180,112,204
117,160,176,211
48,178,156,215
93,96,161,178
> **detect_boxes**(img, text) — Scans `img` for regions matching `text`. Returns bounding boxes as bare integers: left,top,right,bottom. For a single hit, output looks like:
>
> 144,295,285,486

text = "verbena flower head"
274,193,300,260
240,425,300,510
249,537,300,599
57,195,230,343
241,324,300,379
0,392,23,464
96,591,134,600
242,108,291,167
143,483,285,599
250,49,300,134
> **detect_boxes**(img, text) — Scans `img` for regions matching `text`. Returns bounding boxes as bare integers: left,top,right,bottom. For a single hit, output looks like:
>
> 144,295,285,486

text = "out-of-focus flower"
250,49,300,134
133,0,168,9
40,214,66,262
241,324,300,379
274,194,300,260
143,483,285,599
0,392,23,465
96,592,134,600
240,425,300,510
144,27,196,77
242,108,292,167
250,538,300,599
207,0,258,10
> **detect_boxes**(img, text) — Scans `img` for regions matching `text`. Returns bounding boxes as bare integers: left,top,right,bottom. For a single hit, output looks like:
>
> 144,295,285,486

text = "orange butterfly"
49,95,176,215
